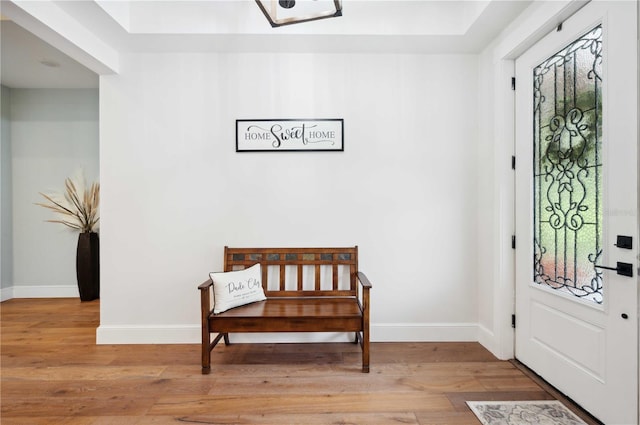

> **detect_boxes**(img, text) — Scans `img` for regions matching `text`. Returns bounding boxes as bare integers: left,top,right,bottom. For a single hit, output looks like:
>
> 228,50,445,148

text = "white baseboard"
2,284,79,299
0,286,14,302
371,322,478,342
477,323,514,360
97,324,201,344
96,322,480,345
97,326,355,345
477,324,499,356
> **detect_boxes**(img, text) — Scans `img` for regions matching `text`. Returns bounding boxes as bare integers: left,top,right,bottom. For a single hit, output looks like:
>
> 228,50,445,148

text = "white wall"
98,52,480,343
9,88,99,298
1,85,13,300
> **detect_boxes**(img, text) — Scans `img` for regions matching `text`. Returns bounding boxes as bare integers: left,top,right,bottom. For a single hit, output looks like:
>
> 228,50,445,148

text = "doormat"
466,401,587,425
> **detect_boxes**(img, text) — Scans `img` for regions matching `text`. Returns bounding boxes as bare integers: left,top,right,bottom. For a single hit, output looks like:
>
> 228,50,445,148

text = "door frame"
482,0,593,361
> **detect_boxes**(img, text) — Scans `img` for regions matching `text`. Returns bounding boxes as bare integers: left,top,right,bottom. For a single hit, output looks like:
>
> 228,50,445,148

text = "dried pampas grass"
36,170,100,233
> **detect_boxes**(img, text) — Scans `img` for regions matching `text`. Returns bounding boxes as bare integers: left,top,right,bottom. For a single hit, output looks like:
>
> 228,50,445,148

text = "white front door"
515,1,638,424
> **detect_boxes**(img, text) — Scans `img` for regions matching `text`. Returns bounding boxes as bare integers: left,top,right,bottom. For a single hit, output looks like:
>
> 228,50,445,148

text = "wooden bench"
199,246,372,374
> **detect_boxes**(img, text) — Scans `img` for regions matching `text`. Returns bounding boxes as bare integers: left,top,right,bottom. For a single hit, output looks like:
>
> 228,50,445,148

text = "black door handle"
595,262,633,277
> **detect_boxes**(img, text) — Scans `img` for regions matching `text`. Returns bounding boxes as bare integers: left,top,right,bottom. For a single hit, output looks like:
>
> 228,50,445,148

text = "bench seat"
209,298,363,333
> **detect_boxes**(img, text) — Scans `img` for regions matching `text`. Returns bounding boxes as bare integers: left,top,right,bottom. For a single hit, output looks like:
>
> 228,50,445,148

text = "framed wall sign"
236,119,344,152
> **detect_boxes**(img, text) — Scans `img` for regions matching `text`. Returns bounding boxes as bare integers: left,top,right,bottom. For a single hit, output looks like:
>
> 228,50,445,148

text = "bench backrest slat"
297,265,304,291
223,246,358,298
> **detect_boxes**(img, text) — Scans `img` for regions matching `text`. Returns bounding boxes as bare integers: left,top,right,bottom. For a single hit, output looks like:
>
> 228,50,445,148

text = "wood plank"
1,417,102,425
477,375,544,391
1,365,166,381
148,392,453,415
201,374,487,394
175,412,420,425
1,396,155,417
1,378,214,398
415,411,481,425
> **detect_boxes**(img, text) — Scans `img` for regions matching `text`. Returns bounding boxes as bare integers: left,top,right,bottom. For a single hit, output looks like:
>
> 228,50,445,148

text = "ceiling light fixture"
255,0,342,27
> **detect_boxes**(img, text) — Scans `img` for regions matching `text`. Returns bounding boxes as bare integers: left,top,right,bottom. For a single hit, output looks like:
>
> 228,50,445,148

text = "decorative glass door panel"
533,26,603,304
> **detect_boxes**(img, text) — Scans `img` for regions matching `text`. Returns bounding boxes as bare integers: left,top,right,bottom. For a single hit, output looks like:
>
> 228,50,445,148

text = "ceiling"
1,20,99,89
0,0,533,89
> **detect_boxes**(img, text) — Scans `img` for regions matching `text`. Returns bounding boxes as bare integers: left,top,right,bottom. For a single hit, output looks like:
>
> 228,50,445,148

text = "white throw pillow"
209,263,266,314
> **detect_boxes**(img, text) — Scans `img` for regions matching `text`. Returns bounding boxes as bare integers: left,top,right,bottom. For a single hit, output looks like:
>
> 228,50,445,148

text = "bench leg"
201,340,211,375
202,332,228,374
202,326,211,375
362,329,370,373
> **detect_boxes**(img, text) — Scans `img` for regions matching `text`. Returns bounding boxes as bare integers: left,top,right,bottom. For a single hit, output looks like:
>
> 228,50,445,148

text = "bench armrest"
357,271,372,289
198,279,213,291
199,278,214,319
356,271,371,317
356,271,371,372
198,278,215,374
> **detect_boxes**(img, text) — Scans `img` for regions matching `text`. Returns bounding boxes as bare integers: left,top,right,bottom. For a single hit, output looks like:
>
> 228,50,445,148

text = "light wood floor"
1,298,599,425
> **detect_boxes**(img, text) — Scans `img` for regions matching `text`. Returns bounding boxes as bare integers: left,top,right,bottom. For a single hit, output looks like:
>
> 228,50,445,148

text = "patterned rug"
467,401,587,425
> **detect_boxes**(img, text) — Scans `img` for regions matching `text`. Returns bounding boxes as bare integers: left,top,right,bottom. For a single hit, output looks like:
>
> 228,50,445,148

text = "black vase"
76,232,100,301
